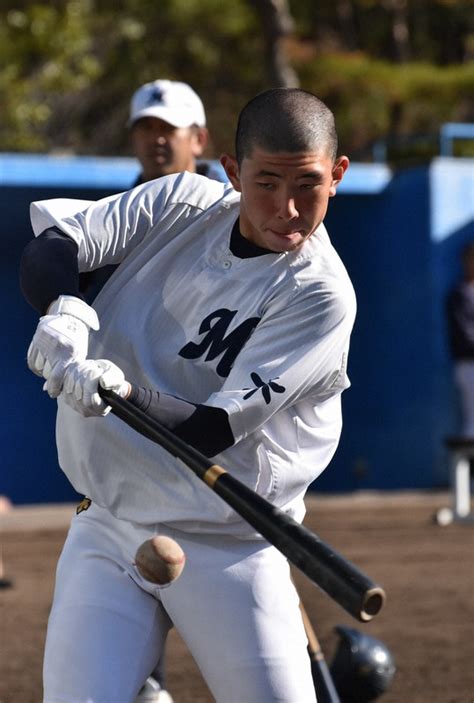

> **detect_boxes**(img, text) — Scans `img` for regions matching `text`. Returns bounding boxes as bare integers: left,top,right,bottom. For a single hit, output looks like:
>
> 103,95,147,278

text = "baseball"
434,507,454,526
135,535,186,585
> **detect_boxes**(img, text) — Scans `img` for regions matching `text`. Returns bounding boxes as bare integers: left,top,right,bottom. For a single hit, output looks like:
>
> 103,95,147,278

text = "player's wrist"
47,295,100,331
120,381,132,399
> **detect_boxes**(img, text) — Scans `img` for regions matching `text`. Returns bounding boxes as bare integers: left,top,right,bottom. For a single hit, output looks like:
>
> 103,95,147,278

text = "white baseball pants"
43,503,316,702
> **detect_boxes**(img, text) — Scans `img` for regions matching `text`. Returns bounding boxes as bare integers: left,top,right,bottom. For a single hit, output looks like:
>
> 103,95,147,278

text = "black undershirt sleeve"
174,406,235,457
20,227,82,314
128,385,234,457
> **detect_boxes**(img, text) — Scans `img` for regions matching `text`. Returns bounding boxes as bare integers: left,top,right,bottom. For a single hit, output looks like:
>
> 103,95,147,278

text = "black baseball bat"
99,387,385,622
299,602,341,703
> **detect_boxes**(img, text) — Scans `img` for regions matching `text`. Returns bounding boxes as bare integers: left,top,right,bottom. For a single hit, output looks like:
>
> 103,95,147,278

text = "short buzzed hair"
235,88,338,165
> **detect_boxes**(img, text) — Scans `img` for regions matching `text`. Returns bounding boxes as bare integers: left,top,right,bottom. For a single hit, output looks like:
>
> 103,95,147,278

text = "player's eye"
299,182,320,190
256,182,275,190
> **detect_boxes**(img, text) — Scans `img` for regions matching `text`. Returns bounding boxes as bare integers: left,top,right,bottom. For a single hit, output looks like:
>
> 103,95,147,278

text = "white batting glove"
27,295,100,399
61,359,130,418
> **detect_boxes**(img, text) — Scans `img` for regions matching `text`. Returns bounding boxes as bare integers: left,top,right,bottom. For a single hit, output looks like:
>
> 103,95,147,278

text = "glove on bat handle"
99,387,386,622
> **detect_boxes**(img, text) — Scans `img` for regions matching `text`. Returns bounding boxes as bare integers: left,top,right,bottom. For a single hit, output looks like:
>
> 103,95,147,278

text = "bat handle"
300,602,341,703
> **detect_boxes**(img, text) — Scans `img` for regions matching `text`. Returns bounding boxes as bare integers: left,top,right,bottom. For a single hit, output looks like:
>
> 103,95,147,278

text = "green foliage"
0,1,103,150
289,0,473,65
0,0,472,159
298,54,474,159
0,0,266,154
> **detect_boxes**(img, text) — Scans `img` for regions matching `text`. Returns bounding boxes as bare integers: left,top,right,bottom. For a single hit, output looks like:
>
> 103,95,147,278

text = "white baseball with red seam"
135,536,186,585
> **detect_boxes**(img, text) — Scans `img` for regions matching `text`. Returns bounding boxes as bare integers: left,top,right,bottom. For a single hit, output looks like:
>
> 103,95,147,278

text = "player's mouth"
268,229,303,239
151,148,170,164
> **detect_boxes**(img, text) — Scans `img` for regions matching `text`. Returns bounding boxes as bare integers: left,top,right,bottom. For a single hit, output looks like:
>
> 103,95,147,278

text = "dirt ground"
1,491,473,703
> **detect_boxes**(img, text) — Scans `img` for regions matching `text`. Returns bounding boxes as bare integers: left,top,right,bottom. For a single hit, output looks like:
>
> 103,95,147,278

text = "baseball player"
21,87,355,702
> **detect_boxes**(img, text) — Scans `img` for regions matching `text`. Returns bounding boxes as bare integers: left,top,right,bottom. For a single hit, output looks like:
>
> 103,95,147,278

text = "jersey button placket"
222,260,232,270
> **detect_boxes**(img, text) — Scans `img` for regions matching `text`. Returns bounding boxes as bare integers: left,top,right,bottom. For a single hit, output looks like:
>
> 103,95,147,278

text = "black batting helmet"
329,625,396,702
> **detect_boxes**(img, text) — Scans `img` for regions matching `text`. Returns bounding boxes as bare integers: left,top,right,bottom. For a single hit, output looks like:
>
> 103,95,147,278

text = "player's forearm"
128,385,234,457
20,227,82,314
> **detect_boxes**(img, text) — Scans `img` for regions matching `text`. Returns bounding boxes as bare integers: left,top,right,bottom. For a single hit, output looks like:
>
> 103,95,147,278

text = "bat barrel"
99,388,385,621
210,472,385,621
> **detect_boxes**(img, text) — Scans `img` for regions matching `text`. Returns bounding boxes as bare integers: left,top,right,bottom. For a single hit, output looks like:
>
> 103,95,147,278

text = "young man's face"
131,117,208,181
222,147,349,253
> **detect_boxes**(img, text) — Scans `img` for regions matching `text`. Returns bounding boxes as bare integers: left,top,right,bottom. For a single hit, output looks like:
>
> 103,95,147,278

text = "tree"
252,0,299,87
0,0,472,159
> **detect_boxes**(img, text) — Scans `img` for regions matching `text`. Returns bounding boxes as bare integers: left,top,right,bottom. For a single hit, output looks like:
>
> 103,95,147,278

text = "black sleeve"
19,227,82,314
174,405,235,457
128,385,235,457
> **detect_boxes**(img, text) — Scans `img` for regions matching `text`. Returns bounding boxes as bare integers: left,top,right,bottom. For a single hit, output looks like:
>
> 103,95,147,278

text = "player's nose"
276,196,299,220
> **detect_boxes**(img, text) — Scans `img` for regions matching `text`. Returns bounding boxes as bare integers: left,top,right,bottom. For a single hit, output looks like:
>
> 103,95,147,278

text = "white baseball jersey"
30,172,356,536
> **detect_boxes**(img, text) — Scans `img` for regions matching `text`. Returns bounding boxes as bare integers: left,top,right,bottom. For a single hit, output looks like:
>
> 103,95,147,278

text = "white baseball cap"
128,79,206,128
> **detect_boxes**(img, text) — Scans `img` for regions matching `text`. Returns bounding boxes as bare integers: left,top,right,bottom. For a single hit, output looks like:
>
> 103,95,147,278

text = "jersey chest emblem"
178,308,261,378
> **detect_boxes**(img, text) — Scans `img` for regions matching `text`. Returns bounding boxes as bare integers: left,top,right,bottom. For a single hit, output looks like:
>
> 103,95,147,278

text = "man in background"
446,241,474,437
81,79,227,304
128,79,226,184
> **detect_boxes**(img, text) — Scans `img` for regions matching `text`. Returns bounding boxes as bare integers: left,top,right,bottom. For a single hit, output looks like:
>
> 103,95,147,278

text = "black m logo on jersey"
178,308,261,378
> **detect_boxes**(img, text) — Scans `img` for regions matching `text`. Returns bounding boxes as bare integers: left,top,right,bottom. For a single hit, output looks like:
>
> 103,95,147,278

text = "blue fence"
1,153,473,503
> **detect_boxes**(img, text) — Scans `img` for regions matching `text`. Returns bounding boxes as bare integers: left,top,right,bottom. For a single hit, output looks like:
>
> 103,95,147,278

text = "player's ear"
220,154,241,191
329,156,350,197
191,127,209,157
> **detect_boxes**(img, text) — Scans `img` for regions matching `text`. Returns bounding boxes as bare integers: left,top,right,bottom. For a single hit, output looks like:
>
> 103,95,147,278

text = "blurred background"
1,0,473,504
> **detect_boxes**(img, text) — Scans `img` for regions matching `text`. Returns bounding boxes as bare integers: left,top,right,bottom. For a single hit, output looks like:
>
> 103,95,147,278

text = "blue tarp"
1,153,473,503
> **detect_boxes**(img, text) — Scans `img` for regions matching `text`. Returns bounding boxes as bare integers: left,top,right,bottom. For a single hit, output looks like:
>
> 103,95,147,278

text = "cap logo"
147,87,164,106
